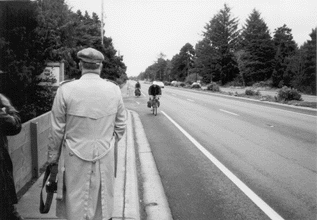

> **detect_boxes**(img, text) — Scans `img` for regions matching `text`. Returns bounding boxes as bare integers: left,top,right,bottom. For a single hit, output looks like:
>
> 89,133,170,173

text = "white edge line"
161,110,284,220
220,109,239,116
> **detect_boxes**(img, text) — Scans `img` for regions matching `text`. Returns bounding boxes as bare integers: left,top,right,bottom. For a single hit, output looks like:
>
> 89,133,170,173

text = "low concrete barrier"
8,111,51,192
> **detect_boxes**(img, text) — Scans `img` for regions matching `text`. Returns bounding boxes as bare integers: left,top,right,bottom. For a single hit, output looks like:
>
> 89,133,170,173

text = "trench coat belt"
56,137,116,200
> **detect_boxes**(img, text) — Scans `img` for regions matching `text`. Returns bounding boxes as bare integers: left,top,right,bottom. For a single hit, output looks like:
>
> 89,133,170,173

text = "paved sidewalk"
16,110,139,220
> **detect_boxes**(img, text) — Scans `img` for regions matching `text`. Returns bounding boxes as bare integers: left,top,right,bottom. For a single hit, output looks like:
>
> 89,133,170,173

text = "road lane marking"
187,99,194,102
161,110,284,220
136,102,140,105
220,109,239,116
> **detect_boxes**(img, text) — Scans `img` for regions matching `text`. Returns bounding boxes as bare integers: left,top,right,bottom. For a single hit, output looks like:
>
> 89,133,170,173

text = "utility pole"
101,0,104,45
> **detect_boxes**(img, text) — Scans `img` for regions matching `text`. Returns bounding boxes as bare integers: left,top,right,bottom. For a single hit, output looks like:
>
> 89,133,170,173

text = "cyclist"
148,81,162,107
135,80,141,96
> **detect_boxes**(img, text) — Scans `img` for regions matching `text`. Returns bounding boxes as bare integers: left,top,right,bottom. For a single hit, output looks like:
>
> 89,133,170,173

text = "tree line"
0,0,127,122
137,4,316,95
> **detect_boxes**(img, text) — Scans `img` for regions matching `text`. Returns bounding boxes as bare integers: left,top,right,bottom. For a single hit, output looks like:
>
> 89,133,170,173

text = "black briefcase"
39,163,58,214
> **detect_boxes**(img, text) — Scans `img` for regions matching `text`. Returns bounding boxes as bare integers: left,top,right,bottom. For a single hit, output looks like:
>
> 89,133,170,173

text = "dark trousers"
0,147,18,220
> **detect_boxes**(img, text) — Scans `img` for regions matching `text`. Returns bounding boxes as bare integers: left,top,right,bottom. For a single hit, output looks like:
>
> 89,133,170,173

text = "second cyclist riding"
148,81,162,116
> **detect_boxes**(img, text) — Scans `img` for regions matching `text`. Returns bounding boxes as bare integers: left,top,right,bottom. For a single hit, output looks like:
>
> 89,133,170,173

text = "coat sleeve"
0,94,22,136
1,111,22,136
158,87,162,95
114,87,127,142
48,87,67,164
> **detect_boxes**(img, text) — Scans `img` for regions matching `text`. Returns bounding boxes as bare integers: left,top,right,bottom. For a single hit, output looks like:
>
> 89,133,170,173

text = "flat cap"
77,47,104,64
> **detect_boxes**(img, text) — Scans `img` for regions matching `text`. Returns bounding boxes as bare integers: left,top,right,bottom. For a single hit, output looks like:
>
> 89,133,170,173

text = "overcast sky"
65,0,316,77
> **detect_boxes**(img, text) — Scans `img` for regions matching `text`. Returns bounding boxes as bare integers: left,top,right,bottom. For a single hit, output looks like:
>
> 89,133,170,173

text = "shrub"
19,103,37,122
185,73,202,85
245,89,261,96
278,80,284,88
226,77,244,87
164,81,171,86
260,95,276,102
277,86,302,101
206,82,220,92
186,80,193,85
34,85,55,116
252,80,273,88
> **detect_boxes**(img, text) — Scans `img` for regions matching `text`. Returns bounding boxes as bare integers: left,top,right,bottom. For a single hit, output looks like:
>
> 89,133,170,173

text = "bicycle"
135,88,141,97
151,96,159,116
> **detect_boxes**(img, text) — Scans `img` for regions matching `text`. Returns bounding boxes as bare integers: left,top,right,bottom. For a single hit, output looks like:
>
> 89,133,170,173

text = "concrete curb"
113,110,140,220
131,111,173,220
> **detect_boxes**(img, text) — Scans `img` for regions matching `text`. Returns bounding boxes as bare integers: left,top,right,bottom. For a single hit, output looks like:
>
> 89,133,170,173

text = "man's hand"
0,107,15,123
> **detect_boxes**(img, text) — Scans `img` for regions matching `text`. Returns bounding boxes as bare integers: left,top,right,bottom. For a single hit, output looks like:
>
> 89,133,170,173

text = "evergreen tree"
140,53,167,82
235,50,250,87
292,29,316,94
0,1,45,121
170,54,181,81
202,4,240,85
272,24,297,87
155,53,167,81
240,9,275,85
169,43,195,81
0,0,127,121
194,39,216,83
164,60,173,82
36,0,71,61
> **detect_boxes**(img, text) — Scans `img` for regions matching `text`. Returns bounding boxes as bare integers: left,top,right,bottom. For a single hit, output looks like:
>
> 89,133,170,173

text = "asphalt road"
124,81,317,220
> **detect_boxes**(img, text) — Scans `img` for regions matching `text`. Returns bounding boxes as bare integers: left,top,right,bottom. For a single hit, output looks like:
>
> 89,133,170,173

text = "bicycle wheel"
152,101,157,116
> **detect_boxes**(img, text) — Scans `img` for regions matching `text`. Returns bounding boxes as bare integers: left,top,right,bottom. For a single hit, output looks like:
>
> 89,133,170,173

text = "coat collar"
80,73,101,79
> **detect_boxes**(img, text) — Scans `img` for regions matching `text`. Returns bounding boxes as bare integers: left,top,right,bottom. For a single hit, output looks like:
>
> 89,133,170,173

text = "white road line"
136,102,140,105
220,109,239,116
161,110,284,220
187,99,194,102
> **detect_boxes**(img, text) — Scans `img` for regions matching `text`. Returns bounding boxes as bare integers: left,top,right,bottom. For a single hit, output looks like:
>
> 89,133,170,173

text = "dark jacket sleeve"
1,111,22,136
148,86,152,95
0,94,22,136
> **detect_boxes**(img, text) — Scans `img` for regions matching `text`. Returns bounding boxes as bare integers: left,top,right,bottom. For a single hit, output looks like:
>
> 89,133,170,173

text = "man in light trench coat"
47,47,127,220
